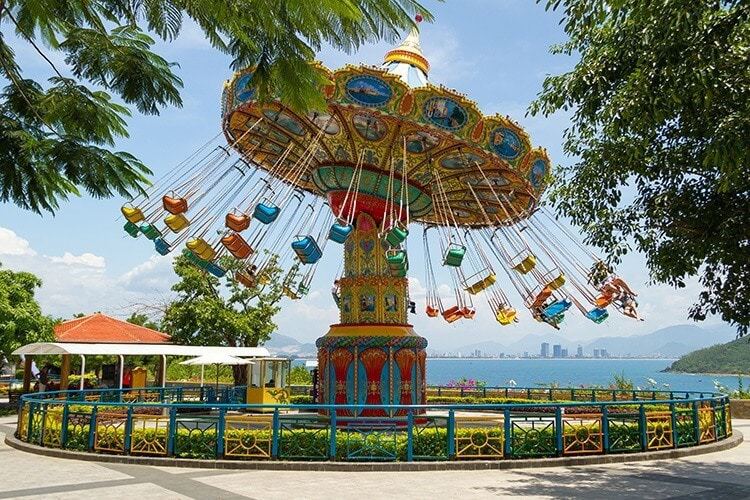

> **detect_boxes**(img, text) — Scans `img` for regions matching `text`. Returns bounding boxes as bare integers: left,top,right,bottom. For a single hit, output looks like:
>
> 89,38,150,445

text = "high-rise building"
577,345,584,358
600,348,609,358
553,344,562,358
593,349,601,358
541,342,550,358
561,348,568,358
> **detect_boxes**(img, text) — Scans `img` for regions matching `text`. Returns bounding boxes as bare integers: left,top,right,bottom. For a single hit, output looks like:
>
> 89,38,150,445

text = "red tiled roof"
54,313,171,344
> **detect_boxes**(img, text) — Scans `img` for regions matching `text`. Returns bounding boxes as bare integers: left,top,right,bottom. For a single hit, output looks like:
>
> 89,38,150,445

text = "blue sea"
424,358,743,393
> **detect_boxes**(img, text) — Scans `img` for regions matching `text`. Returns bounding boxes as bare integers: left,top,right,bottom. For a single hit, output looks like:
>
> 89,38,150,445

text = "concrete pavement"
1,416,749,499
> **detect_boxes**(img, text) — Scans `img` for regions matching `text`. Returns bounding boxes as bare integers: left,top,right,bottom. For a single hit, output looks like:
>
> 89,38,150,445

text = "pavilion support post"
79,355,86,390
118,355,124,390
156,355,167,388
22,356,32,393
60,355,70,391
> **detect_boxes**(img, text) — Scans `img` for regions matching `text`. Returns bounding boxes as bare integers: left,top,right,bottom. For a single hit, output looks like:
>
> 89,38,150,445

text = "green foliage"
668,337,750,375
531,0,750,334
162,253,284,384
0,0,431,213
0,263,54,359
126,313,160,331
289,395,314,404
289,366,312,385
609,372,635,391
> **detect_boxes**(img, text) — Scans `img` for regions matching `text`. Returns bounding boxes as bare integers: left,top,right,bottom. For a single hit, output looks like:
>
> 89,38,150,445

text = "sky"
0,1,724,351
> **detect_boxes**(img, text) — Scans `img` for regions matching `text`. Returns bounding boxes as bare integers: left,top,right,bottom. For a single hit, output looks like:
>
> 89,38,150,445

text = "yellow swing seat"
165,213,190,233
496,307,517,325
186,238,216,261
512,254,537,274
121,204,145,224
463,272,497,295
546,273,566,291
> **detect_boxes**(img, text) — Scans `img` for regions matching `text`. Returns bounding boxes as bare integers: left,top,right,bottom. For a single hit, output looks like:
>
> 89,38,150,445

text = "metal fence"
15,386,731,462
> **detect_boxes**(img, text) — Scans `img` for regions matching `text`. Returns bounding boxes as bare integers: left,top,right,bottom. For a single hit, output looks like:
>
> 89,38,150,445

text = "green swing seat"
385,225,408,248
123,221,140,238
386,250,408,278
443,245,466,267
139,223,162,241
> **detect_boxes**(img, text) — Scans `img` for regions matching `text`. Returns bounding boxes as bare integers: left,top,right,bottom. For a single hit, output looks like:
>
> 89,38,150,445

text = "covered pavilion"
14,313,271,392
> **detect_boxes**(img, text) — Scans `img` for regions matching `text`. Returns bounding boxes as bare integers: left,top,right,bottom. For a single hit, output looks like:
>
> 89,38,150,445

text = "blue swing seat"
182,249,226,277
154,238,171,256
292,236,322,264
206,261,227,278
542,298,572,318
328,223,353,244
253,202,280,224
585,307,609,323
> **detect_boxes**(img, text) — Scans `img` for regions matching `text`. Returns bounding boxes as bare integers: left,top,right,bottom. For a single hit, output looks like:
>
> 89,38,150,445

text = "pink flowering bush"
445,378,487,389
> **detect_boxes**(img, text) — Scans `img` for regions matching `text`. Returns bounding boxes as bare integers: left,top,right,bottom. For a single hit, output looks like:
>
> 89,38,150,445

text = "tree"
530,0,750,335
0,0,430,213
126,312,160,331
161,253,284,384
0,262,54,359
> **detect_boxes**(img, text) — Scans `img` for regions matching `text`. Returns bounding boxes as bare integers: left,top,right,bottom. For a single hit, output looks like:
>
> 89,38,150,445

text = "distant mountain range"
446,324,737,358
262,324,738,359
263,333,317,357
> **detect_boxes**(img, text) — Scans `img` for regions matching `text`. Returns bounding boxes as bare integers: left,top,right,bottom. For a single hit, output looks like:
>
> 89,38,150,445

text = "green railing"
15,386,731,462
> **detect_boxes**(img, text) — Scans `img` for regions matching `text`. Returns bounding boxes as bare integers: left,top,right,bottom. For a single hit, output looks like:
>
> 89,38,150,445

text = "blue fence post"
61,403,70,448
503,408,511,458
124,406,134,454
329,410,337,460
87,406,98,451
571,389,575,400
692,400,700,444
217,408,226,458
447,409,455,459
167,406,177,456
601,405,609,453
710,399,717,442
271,408,280,458
27,402,35,443
554,407,563,456
669,403,678,448
548,388,553,401
639,404,647,451
407,410,414,462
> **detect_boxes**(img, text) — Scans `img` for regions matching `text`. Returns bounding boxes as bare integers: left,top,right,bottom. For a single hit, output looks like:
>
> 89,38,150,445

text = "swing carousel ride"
120,18,641,412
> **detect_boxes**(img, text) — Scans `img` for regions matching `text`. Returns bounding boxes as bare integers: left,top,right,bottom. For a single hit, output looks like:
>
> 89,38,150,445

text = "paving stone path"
1,416,748,499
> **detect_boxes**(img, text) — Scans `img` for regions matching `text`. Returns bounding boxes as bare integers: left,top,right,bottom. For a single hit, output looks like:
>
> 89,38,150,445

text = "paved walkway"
0,416,748,499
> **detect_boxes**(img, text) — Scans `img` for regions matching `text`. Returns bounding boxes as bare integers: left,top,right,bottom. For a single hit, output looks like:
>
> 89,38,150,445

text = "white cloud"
49,252,106,268
0,227,36,256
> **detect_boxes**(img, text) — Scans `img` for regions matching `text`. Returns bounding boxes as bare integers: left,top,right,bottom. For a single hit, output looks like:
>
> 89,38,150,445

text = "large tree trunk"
232,365,247,387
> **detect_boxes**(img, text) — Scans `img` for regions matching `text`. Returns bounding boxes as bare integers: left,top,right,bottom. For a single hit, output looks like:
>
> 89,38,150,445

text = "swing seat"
205,261,226,278
512,254,537,274
292,236,322,264
385,225,409,248
162,195,188,215
542,299,572,318
496,307,517,325
236,271,256,288
464,272,497,295
139,223,162,241
154,238,170,256
121,204,144,224
460,307,476,319
547,273,566,291
123,221,140,238
425,306,439,318
253,202,280,224
186,238,216,261
221,233,253,259
164,213,190,233
283,286,302,300
443,245,466,267
226,212,251,232
442,306,463,323
297,283,310,296
386,250,408,277
528,286,553,309
328,223,353,244
585,307,609,323
595,293,613,308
